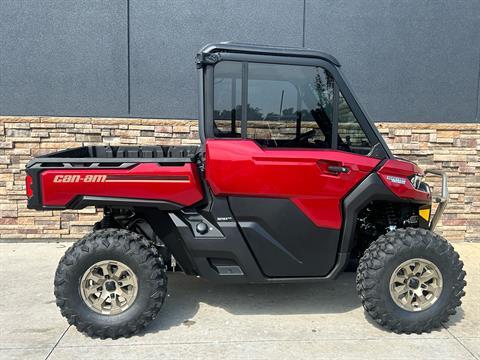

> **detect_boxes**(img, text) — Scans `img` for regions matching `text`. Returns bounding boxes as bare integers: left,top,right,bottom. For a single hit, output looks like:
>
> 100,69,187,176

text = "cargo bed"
26,145,204,211
27,145,199,166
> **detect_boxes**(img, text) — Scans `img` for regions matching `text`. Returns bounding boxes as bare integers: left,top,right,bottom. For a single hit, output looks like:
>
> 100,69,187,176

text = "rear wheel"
79,259,139,315
356,228,466,334
54,229,167,339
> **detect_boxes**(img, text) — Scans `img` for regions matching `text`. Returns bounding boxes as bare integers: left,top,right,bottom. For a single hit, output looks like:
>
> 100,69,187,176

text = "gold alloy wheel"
389,258,443,312
80,260,138,315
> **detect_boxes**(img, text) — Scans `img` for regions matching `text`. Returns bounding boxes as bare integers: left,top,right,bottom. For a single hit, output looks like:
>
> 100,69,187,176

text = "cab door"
205,60,382,277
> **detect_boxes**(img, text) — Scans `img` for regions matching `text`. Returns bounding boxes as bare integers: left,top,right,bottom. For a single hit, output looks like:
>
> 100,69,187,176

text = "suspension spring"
385,204,397,231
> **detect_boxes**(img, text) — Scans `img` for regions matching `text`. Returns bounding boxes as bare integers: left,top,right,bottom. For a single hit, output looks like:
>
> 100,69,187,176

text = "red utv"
26,43,465,338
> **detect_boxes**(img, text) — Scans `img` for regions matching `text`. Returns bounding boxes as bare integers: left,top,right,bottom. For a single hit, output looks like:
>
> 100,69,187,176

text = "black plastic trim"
27,157,194,168
198,42,341,67
332,81,339,149
339,173,431,253
241,62,248,138
68,196,183,210
228,197,339,278
197,66,206,144
203,65,215,139
237,221,303,264
26,145,199,168
166,195,349,283
141,209,197,275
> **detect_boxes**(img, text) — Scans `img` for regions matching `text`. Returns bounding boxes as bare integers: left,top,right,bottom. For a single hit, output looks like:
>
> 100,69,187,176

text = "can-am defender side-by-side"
26,43,466,338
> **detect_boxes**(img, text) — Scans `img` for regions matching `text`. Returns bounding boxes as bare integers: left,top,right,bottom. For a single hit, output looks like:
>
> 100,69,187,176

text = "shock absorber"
385,203,397,232
103,207,116,228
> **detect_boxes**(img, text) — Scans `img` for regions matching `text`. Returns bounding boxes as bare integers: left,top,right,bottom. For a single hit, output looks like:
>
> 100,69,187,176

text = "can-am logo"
51,174,189,184
386,175,406,185
53,174,107,183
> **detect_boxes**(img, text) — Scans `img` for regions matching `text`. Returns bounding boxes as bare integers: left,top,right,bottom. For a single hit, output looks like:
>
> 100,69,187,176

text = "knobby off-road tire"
356,228,466,334
54,229,167,339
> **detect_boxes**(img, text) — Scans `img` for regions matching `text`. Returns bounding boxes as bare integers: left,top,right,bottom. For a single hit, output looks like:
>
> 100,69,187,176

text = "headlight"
418,181,431,194
409,174,424,189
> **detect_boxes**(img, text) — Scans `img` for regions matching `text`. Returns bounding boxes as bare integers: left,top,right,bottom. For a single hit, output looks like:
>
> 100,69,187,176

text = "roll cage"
196,42,392,159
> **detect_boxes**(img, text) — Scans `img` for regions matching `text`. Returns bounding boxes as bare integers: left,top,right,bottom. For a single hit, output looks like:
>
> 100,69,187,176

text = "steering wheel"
288,129,316,146
287,129,316,146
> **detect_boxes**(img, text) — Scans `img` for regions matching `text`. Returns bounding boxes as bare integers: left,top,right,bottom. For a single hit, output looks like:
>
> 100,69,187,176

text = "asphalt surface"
0,241,478,360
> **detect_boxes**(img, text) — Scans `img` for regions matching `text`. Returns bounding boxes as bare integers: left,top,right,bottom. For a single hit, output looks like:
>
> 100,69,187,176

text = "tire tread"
54,228,167,339
356,228,466,334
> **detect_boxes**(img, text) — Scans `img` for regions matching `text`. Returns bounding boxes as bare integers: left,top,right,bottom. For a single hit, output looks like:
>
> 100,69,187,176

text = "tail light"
25,175,33,198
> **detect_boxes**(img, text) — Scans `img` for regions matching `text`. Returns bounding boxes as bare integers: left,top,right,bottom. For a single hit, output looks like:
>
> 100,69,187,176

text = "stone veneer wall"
0,116,478,242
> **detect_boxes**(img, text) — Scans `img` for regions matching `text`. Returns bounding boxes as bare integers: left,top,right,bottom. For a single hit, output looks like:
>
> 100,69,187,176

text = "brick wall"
0,116,478,242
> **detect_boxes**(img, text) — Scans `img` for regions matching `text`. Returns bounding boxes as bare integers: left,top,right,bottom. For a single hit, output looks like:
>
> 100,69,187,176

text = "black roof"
198,42,340,67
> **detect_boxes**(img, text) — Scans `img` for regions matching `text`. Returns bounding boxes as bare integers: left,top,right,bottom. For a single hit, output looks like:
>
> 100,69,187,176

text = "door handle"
327,165,350,174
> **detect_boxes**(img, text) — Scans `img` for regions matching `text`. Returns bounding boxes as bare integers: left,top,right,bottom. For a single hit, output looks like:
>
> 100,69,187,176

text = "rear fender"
138,208,198,275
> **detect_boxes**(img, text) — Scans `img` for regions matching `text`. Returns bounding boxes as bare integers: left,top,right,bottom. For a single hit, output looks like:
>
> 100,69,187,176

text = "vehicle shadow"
363,305,465,334
144,271,361,333
144,271,466,335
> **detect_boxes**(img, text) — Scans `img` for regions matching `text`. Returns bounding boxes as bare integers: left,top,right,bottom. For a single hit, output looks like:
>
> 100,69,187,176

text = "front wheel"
54,229,167,339
356,228,466,334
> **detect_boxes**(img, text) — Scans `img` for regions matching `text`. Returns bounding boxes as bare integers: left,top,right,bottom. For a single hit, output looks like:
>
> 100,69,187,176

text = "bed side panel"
39,163,204,207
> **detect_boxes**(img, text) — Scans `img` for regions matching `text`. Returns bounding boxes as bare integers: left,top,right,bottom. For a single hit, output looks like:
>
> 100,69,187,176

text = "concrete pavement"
0,241,478,360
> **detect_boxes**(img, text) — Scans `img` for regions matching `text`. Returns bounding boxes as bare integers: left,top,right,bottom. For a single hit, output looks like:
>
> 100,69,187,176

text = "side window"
211,60,378,156
246,62,333,149
337,92,372,155
213,62,242,137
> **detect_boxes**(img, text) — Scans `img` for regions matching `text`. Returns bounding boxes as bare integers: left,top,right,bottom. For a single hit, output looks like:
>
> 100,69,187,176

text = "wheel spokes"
92,292,109,308
119,276,135,288
411,262,424,276
88,272,104,284
109,296,121,313
392,272,407,284
389,258,443,312
393,284,409,295
80,260,138,316
98,263,115,278
419,271,435,282
83,285,100,297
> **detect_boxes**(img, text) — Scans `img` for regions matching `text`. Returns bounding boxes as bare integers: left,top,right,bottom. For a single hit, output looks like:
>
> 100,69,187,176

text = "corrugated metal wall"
1,0,479,122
